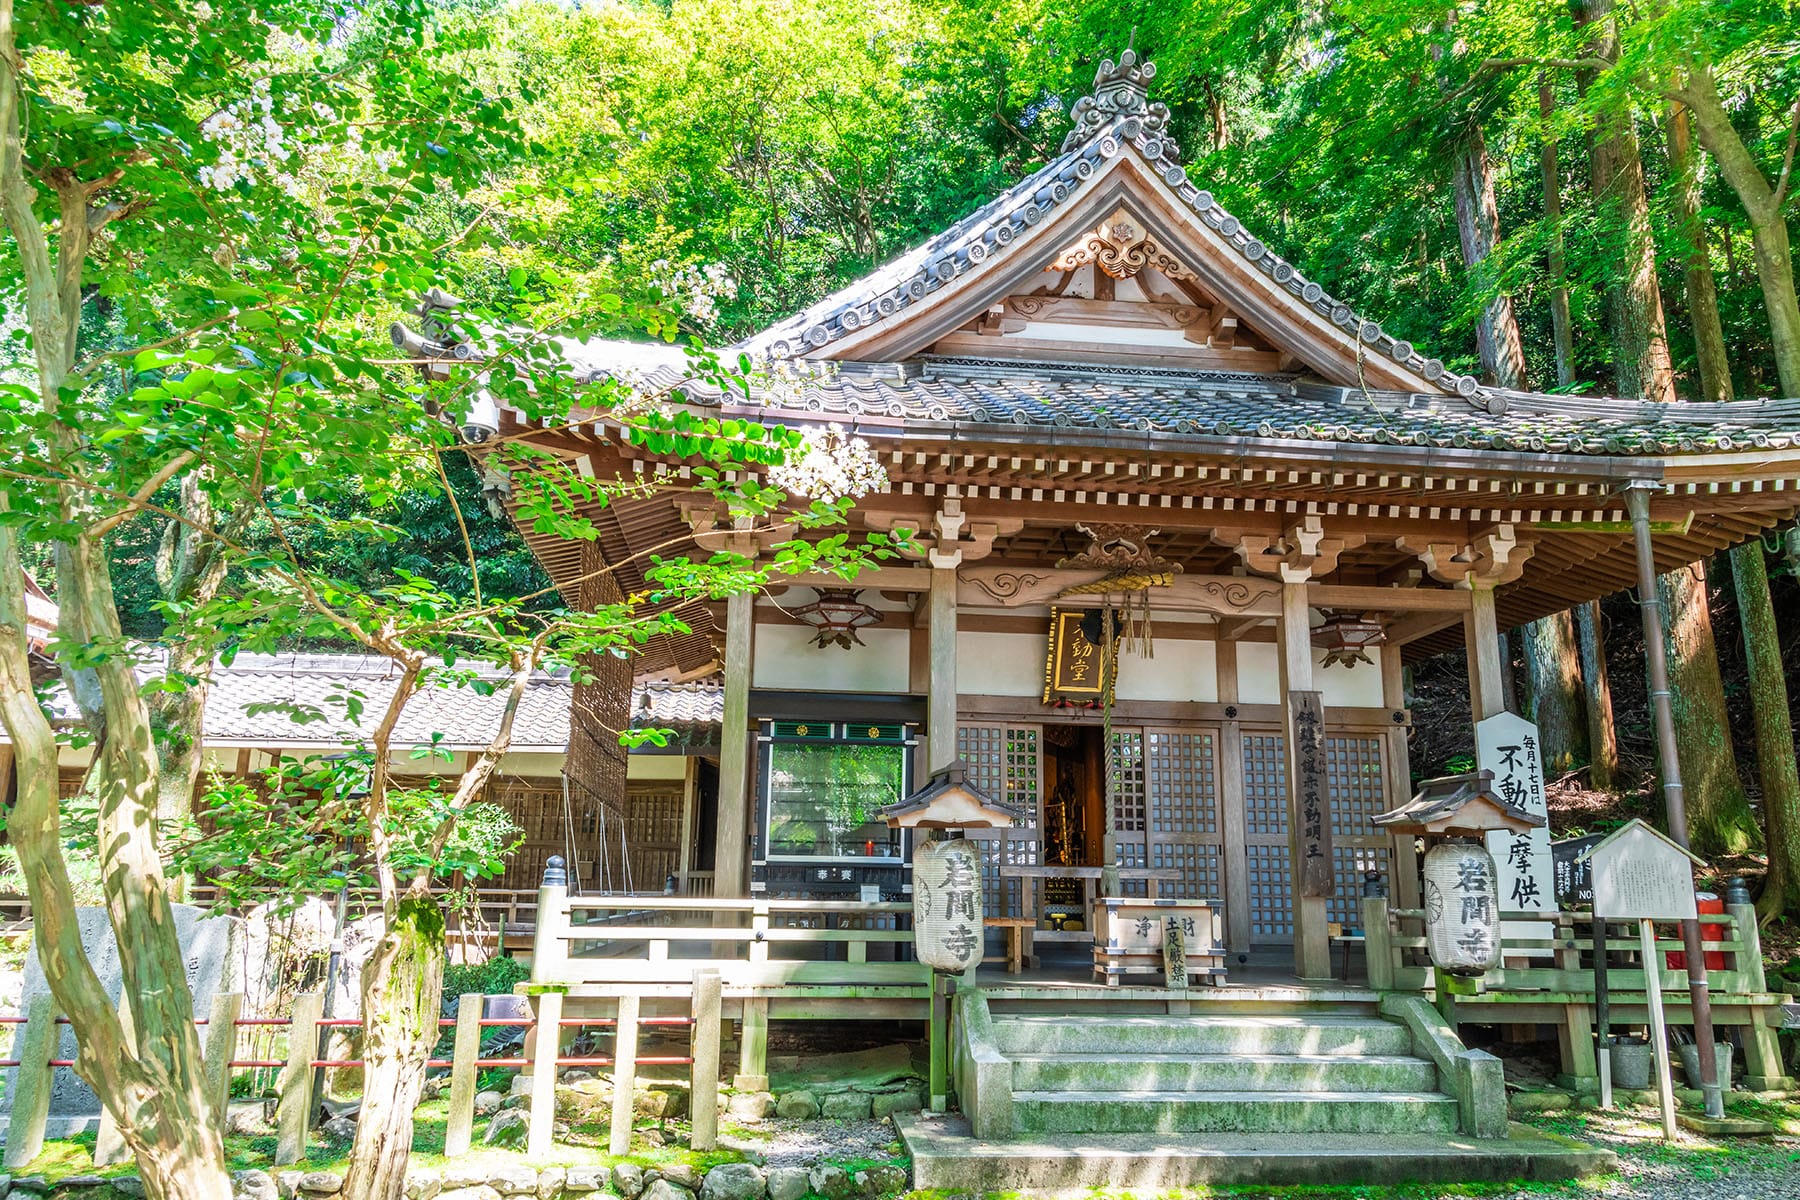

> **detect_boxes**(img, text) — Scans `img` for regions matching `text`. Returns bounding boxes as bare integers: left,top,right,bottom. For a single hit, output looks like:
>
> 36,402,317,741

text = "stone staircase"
991,1007,1459,1135
903,993,1617,1188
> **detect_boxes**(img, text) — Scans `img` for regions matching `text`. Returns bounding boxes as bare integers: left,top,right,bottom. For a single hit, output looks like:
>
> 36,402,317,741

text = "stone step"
1009,1052,1439,1094
900,1114,1618,1190
1011,1089,1462,1135
990,1014,1415,1057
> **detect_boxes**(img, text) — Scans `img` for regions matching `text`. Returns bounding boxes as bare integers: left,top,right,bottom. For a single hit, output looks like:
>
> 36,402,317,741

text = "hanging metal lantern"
913,837,983,973
1422,839,1501,977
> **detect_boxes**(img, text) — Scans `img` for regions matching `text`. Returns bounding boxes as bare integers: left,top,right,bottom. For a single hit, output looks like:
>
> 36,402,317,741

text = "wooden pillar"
1276,581,1330,980
1463,585,1505,720
715,590,753,898
675,756,698,893
927,566,958,773
1216,639,1251,956
1381,646,1421,912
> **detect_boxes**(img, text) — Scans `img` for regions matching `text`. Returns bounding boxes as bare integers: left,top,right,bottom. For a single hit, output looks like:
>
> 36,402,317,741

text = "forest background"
38,0,1800,922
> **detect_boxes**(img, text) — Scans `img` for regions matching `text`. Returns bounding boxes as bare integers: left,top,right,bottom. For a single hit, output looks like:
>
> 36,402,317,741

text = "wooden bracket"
1222,516,1365,583
1397,523,1534,588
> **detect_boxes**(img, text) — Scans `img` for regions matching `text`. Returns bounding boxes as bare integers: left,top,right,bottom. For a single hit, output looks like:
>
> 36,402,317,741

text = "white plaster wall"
628,755,689,780
956,631,1044,698
1235,642,1386,708
1114,638,1218,702
1236,642,1281,704
753,623,912,693
1316,651,1386,707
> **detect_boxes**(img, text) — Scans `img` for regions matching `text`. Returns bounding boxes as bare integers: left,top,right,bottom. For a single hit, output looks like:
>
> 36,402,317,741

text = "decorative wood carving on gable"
1051,207,1200,283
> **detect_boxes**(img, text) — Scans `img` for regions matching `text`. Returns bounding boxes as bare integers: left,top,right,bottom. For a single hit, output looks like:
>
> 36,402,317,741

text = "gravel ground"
724,1116,907,1169
1504,1109,1800,1200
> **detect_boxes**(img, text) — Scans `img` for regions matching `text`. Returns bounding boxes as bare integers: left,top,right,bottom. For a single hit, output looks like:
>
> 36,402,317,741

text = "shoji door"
956,723,1041,919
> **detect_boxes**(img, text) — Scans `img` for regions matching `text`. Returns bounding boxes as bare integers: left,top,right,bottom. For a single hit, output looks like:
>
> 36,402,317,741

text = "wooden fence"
0,984,719,1170
1360,895,1791,1088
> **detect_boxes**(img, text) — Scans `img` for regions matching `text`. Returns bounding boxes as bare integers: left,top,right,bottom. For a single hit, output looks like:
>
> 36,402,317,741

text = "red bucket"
1665,893,1727,971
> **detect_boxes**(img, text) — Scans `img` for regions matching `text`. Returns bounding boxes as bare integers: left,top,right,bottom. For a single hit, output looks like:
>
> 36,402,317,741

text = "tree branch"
1772,94,1800,212
87,452,197,537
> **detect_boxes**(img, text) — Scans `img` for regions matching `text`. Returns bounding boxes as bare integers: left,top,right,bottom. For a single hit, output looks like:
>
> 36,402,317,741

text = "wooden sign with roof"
1373,770,1547,839
394,45,1800,986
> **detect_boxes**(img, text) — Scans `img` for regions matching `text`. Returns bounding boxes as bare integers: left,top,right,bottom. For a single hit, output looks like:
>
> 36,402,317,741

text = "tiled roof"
553,348,1800,458
200,653,573,751
631,680,724,730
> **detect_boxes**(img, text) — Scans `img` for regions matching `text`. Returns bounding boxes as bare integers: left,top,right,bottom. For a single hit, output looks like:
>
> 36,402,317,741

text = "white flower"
769,424,888,502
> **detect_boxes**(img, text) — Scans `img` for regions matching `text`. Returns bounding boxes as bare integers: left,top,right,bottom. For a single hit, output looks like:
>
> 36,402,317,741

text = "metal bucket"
1610,1038,1653,1090
1677,1042,1733,1091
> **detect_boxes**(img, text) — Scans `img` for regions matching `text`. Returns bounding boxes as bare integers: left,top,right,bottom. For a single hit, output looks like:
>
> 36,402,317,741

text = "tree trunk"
1673,64,1800,397
1573,600,1620,791
1449,123,1530,389
1539,76,1575,388
1658,565,1760,855
1727,542,1800,918
1522,609,1588,774
1667,102,1734,402
1582,0,1677,404
341,890,447,1200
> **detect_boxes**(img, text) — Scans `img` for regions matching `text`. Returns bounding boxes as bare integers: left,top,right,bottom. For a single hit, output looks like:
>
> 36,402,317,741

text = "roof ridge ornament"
1061,48,1172,154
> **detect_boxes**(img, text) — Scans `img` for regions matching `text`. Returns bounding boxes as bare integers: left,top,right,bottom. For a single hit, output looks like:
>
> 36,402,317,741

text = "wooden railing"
1361,896,1768,998
530,881,925,991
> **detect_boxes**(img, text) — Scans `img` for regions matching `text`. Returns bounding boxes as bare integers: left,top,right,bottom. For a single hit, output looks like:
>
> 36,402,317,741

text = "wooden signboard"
1162,917,1190,991
1476,712,1554,952
1552,833,1603,907
1043,607,1110,704
1289,690,1334,898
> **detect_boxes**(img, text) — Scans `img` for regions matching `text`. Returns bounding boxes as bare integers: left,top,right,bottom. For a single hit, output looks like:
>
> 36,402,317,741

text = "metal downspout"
1623,479,1725,1119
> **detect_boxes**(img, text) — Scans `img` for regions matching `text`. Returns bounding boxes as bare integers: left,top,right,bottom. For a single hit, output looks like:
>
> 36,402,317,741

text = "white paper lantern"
913,837,983,973
1422,840,1501,977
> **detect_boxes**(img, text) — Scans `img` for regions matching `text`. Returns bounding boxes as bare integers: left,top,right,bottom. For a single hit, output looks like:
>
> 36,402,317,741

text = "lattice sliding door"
1324,734,1390,928
1241,731,1293,943
1107,728,1148,897
1144,729,1224,906
957,724,1041,918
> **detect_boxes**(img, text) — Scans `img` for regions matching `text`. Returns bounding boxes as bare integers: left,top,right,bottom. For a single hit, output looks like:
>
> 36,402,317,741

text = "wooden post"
1381,646,1422,912
689,971,722,1151
4,995,56,1169
928,973,950,1113
526,990,563,1159
94,993,135,1166
202,991,243,1141
275,991,324,1165
735,996,769,1091
1362,896,1394,990
1216,641,1252,956
676,756,699,894
1276,580,1330,980
532,857,570,983
608,994,640,1157
715,590,754,898
443,992,485,1158
927,565,959,773
1464,586,1506,721
1639,918,1678,1140
1727,901,1766,992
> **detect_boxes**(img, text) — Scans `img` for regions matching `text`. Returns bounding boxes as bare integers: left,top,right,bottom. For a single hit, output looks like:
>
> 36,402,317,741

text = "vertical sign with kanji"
1289,690,1334,898
1476,712,1555,951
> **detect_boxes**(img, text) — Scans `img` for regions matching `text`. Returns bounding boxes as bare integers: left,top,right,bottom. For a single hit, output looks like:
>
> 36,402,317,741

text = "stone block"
484,1109,529,1147
403,1170,442,1200
233,1170,277,1200
474,1090,503,1115
1,905,244,1137
659,1163,701,1191
611,1164,645,1199
536,1167,566,1200
765,1168,808,1200
297,1172,343,1195
855,1166,908,1197
437,1189,502,1200
726,1092,774,1121
808,1165,856,1200
485,1166,540,1196
642,1179,695,1200
820,1092,872,1121
563,1168,605,1193
870,1092,922,1119
275,1170,305,1199
775,1091,819,1120
699,1163,766,1200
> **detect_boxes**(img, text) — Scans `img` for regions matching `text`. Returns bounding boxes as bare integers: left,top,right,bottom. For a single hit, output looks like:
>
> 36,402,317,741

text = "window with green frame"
765,739,906,861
